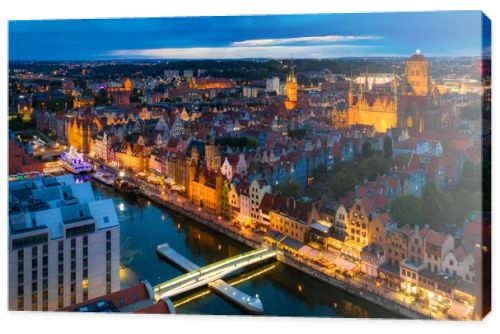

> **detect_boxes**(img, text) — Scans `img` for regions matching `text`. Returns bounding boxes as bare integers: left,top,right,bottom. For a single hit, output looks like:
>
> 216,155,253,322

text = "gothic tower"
406,49,429,96
284,63,298,110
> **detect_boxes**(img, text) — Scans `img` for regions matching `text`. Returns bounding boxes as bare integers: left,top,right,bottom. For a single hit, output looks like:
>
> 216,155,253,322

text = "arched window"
419,118,425,133
406,115,414,128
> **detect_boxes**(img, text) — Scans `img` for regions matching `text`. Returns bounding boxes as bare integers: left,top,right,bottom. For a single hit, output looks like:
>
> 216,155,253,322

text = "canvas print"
8,11,491,320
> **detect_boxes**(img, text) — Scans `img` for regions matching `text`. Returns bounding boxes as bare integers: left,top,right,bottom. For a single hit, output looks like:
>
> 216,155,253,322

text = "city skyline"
9,11,490,60
7,11,490,321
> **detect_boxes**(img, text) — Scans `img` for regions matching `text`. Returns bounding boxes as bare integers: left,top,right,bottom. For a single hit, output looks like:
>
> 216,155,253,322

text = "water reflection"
91,181,401,318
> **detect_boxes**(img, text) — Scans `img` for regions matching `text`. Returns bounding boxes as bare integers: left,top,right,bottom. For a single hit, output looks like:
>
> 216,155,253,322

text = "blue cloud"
8,11,486,60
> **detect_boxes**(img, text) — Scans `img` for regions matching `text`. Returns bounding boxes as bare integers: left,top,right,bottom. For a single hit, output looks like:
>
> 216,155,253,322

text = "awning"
447,301,472,319
321,251,357,271
298,245,321,258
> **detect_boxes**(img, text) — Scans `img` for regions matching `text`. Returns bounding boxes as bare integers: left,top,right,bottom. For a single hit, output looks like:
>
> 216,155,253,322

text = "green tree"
390,195,424,227
330,170,359,199
355,155,390,181
383,136,393,159
361,141,375,159
277,180,303,199
421,182,446,230
288,128,308,140
95,89,111,106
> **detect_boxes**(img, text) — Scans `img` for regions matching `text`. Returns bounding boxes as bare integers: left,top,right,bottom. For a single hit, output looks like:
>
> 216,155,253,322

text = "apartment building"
8,174,120,311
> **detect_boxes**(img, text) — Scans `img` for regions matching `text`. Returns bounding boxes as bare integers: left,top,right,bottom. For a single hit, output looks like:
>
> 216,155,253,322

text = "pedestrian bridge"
153,247,277,300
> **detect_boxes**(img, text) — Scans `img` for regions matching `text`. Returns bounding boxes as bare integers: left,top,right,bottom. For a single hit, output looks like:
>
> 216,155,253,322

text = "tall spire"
391,64,398,96
364,63,369,90
348,72,354,105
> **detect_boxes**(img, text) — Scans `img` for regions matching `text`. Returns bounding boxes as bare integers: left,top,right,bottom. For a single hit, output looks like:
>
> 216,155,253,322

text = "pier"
156,243,273,314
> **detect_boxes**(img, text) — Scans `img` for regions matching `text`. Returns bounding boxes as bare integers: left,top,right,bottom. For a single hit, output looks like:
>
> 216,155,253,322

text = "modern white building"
265,77,280,94
242,86,261,98
183,69,194,80
8,174,120,311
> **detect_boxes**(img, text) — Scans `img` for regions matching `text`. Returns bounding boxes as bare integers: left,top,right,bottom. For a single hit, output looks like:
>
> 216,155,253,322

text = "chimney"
414,225,420,233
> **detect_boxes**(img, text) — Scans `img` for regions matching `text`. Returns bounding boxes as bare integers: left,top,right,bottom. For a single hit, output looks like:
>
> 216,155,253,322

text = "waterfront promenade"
89,164,443,319
136,181,440,319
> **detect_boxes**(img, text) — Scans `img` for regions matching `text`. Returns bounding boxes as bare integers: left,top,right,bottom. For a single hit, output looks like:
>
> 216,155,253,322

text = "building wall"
424,235,454,273
347,199,370,245
238,194,251,225
386,231,410,267
114,146,148,173
228,184,240,218
67,120,91,153
188,166,223,215
348,96,398,133
406,59,429,96
8,221,119,311
368,217,387,249
408,230,426,265
334,205,348,237
269,211,307,242
249,180,271,227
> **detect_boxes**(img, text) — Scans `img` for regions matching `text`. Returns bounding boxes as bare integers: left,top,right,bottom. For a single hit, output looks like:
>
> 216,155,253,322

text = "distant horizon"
8,55,487,63
9,11,490,61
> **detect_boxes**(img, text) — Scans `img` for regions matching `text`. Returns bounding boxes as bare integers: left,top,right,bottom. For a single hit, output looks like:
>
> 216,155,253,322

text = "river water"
91,181,401,318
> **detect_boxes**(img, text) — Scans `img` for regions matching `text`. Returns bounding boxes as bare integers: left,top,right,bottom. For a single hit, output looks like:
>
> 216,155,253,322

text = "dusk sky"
9,11,489,60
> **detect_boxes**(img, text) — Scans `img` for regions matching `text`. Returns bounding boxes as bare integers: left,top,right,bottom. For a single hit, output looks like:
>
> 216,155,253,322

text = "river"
90,180,402,318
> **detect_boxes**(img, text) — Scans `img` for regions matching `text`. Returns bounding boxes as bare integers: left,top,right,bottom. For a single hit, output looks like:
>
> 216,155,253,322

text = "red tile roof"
427,156,441,177
9,139,45,175
135,300,170,314
61,283,169,313
398,226,414,237
452,246,468,262
426,230,448,247
418,227,432,239
359,197,375,214
377,212,393,226
463,222,481,243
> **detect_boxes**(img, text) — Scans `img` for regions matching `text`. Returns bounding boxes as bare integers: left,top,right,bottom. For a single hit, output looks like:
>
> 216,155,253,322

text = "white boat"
91,171,116,186
60,147,92,174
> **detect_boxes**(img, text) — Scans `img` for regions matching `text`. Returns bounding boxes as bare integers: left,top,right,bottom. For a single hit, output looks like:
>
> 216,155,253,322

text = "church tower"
284,63,298,110
123,78,133,92
348,74,354,105
391,65,398,96
406,49,429,96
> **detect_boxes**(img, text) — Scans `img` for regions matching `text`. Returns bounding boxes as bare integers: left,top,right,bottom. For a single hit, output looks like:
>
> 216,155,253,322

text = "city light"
7,24,487,319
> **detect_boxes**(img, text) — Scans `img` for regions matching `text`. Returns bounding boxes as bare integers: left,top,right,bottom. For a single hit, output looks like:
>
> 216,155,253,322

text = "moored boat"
60,147,92,174
114,177,141,197
92,171,116,186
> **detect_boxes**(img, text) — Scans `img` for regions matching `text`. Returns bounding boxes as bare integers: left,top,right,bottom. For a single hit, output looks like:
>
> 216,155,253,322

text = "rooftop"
66,283,170,314
9,175,119,240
